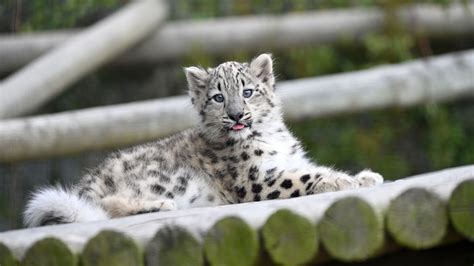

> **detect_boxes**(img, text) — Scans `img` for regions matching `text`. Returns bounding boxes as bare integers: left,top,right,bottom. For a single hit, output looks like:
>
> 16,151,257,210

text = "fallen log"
0,2,472,74
0,49,473,162
0,0,168,119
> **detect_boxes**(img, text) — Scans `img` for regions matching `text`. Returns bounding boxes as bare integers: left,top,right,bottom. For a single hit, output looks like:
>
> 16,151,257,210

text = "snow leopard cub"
24,54,383,227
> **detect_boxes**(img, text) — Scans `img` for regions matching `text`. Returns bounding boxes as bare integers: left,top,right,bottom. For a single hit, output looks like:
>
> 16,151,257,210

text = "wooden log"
448,179,474,241
319,197,384,261
386,188,448,249
145,226,203,266
0,242,18,266
0,165,472,261
21,237,76,266
1,49,473,162
261,209,318,265
81,230,142,266
0,2,472,74
204,217,259,266
0,0,168,119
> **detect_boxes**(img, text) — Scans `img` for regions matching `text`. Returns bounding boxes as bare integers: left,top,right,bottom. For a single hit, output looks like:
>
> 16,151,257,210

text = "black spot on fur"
236,186,247,199
267,190,281,199
40,213,66,226
249,166,259,181
251,183,263,193
147,170,160,177
229,166,238,179
178,176,189,186
173,186,187,195
214,170,226,179
226,138,236,146
254,149,264,156
207,195,215,202
104,176,115,192
190,194,200,204
123,160,133,172
254,195,261,201
202,149,219,164
265,98,275,107
300,174,310,184
266,167,277,175
267,179,276,187
166,192,175,199
151,184,165,195
240,152,250,161
269,151,277,156
159,174,171,184
305,182,314,191
280,179,293,189
290,190,300,198
229,156,240,163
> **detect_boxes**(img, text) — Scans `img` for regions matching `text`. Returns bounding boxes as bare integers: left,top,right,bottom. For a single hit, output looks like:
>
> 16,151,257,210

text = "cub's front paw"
355,170,384,187
135,199,177,215
314,172,359,193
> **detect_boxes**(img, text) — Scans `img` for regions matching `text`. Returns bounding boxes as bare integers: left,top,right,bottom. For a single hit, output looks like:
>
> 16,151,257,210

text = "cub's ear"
184,66,209,92
250,53,274,85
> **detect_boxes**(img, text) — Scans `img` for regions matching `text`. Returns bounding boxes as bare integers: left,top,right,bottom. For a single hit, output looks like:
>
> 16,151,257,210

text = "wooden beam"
0,0,168,119
0,49,473,162
0,165,472,262
0,2,472,74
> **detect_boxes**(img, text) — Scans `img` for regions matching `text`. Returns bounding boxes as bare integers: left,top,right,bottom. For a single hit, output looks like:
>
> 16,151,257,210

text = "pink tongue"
232,124,245,131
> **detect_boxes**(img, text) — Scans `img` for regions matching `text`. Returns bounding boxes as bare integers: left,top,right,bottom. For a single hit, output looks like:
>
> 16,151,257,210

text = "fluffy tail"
24,187,109,227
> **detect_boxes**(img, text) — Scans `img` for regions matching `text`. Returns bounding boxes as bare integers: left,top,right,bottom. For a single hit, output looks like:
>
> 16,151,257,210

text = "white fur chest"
256,129,314,172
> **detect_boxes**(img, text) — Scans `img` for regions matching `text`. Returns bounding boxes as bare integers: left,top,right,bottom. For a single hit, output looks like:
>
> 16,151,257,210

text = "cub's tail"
24,187,108,227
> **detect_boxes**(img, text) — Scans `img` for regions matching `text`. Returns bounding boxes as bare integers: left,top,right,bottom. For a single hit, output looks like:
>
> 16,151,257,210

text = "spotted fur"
24,54,383,227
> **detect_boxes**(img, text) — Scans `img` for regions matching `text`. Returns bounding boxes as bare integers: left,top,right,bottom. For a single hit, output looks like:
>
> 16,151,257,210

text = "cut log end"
0,242,18,266
319,196,384,262
22,237,76,266
146,226,203,266
449,179,474,240
204,216,259,266
387,188,448,249
82,230,142,266
261,209,318,265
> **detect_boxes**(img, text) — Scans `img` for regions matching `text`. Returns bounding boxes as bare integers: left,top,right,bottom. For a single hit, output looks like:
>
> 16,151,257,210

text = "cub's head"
185,54,279,140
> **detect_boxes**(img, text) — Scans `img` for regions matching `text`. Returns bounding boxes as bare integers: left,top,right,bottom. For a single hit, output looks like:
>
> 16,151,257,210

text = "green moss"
261,209,318,265
319,197,384,261
146,226,203,266
22,237,76,266
0,242,18,266
81,230,142,266
204,217,259,266
387,188,448,249
449,179,474,240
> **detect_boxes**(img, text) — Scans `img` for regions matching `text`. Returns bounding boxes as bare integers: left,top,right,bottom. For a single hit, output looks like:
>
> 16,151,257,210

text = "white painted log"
0,2,472,73
0,0,168,119
0,49,473,162
0,165,472,260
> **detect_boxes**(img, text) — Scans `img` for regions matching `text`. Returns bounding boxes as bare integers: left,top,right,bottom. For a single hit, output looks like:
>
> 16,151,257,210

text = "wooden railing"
0,165,473,265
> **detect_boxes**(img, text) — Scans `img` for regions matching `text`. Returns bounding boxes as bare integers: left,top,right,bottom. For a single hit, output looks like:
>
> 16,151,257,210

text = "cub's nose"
229,112,244,122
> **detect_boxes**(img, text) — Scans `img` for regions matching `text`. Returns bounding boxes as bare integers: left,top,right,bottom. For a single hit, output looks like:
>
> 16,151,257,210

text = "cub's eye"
212,94,224,103
243,89,253,98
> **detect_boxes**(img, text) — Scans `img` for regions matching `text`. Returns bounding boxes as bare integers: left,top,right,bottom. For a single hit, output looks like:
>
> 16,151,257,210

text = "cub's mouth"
229,122,251,132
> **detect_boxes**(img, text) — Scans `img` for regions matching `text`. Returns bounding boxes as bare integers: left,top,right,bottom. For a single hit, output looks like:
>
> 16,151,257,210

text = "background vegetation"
0,0,472,230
